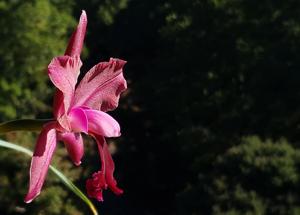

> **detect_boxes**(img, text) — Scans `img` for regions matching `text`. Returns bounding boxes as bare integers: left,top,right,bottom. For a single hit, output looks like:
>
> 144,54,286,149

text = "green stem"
0,119,54,133
0,139,98,215
49,166,98,215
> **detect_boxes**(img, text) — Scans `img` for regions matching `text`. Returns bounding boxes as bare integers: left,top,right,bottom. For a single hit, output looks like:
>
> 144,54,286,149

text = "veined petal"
24,122,57,203
58,132,84,166
96,135,123,195
74,58,127,112
48,55,82,113
84,109,120,137
65,10,87,57
68,107,88,133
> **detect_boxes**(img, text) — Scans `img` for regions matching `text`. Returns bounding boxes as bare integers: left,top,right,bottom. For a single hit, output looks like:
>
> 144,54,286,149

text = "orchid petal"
74,58,127,112
65,10,87,57
68,107,88,133
58,132,84,166
24,122,57,203
48,55,82,113
53,90,65,119
96,135,123,195
84,109,120,137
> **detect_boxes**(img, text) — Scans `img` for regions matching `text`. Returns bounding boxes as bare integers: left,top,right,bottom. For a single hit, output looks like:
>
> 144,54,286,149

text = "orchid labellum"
24,10,126,203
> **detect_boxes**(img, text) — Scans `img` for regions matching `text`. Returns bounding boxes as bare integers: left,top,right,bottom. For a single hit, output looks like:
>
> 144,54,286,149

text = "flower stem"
0,139,98,215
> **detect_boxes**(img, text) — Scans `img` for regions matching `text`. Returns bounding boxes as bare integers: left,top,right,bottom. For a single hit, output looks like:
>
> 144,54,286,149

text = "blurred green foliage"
1,0,300,214
211,137,300,215
176,136,300,215
0,0,74,120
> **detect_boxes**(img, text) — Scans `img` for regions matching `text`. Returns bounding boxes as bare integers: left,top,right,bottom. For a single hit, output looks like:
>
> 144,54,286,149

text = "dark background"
1,0,300,214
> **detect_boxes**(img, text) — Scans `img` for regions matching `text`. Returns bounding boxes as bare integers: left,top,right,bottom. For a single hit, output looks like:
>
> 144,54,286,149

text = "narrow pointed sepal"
65,10,87,57
24,122,57,203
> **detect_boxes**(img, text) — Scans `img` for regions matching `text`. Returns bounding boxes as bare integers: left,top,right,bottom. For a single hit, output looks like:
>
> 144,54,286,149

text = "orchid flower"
24,10,127,203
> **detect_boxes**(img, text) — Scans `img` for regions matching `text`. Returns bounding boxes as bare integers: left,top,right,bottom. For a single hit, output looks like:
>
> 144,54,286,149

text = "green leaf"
0,119,53,133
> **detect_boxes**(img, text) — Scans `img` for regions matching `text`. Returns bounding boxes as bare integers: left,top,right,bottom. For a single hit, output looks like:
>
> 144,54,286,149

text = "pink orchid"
24,10,126,203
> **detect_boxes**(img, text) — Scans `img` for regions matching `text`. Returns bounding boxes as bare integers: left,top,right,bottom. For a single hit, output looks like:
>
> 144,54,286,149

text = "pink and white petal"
48,56,82,92
84,109,120,137
68,107,88,133
58,132,84,166
96,135,123,195
24,122,57,203
48,55,82,113
65,10,87,57
74,58,127,112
